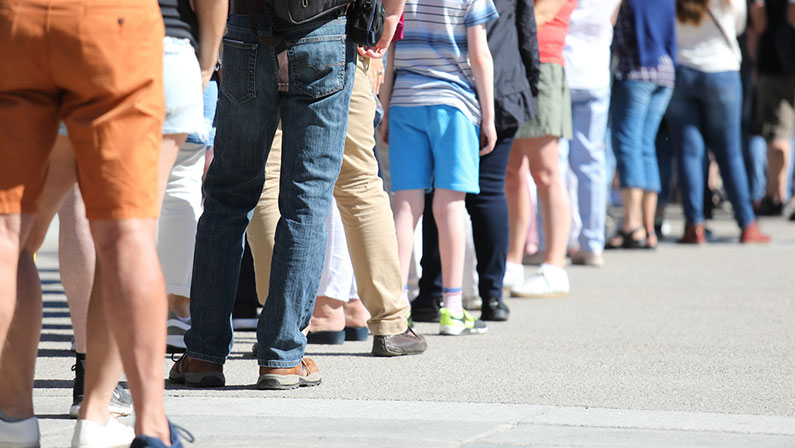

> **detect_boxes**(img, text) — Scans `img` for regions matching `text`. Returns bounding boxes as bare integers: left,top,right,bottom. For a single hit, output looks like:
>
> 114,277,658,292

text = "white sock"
442,287,463,314
401,286,409,305
506,262,523,276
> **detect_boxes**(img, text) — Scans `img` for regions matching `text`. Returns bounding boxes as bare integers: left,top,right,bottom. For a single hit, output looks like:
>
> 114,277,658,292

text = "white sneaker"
511,264,570,298
167,312,190,351
71,417,134,448
502,262,525,294
0,416,40,448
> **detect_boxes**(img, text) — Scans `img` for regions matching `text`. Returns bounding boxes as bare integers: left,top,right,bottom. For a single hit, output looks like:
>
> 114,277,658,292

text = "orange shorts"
0,0,164,219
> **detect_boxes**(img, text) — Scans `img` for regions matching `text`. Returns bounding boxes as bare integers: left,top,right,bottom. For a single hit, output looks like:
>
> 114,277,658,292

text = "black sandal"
605,227,645,250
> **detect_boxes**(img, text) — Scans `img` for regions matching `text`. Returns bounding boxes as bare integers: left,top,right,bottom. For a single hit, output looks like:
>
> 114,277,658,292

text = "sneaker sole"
256,374,321,390
0,442,41,448
169,371,225,388
439,325,488,336
511,290,569,299
69,403,132,419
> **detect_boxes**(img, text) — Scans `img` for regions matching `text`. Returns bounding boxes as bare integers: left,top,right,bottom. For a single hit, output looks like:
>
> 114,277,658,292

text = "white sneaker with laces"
511,264,570,298
0,416,40,448
71,417,134,448
502,262,525,295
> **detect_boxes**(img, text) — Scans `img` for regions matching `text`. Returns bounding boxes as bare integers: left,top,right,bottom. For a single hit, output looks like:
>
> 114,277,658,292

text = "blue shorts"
388,105,480,194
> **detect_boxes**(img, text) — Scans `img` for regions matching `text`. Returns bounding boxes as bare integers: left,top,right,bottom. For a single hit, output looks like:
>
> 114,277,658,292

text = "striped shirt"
391,0,499,125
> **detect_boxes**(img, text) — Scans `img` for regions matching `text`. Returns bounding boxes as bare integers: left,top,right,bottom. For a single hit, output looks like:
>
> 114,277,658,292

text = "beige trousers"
246,57,408,336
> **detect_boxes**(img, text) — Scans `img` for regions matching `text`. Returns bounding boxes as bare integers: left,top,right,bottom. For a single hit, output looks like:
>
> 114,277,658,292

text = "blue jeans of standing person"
568,87,610,253
413,128,516,308
611,80,673,193
184,14,355,368
665,67,755,228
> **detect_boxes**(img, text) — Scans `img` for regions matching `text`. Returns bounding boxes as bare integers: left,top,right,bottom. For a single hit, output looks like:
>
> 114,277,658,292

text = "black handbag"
347,0,385,46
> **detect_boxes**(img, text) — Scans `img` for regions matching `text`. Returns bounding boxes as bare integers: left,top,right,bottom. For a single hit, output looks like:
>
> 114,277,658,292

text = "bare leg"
79,265,123,424
59,187,94,353
523,137,571,268
0,214,35,419
766,138,790,202
308,297,345,332
505,150,530,264
343,299,370,328
0,249,41,419
393,190,426,285
433,189,467,289
87,219,169,442
157,134,189,207
642,191,658,246
618,188,645,245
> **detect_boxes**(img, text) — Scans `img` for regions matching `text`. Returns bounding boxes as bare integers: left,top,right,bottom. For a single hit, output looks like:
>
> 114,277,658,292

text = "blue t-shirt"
390,0,499,125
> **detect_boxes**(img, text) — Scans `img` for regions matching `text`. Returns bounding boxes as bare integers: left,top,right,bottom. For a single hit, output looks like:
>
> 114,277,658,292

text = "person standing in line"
668,0,771,243
749,0,795,216
505,0,577,298
564,0,622,267
171,0,408,389
0,0,189,446
382,0,499,335
409,0,541,323
606,0,676,250
246,51,427,356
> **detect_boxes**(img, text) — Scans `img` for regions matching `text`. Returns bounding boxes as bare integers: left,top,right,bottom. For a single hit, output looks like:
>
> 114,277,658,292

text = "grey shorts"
755,74,795,141
516,63,573,140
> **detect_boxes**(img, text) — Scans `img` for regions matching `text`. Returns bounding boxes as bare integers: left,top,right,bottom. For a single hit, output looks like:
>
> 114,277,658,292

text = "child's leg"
393,190,426,295
432,189,467,314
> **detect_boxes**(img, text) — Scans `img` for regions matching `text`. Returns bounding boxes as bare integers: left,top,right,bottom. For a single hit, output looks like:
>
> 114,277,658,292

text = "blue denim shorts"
163,36,205,138
388,105,480,194
185,80,218,148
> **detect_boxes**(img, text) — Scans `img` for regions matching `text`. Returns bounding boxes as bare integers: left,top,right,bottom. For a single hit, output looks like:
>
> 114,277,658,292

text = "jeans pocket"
286,33,346,98
220,37,257,104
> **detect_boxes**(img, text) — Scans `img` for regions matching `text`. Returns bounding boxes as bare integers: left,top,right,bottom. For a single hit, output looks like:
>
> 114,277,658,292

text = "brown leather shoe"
257,357,321,390
740,221,771,244
169,354,225,387
677,223,706,244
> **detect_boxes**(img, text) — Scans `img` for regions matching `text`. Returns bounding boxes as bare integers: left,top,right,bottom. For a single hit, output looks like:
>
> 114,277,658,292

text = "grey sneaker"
167,312,190,353
372,327,427,356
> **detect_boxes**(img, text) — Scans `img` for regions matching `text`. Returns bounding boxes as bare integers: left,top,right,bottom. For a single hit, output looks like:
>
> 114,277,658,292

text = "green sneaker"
439,308,488,336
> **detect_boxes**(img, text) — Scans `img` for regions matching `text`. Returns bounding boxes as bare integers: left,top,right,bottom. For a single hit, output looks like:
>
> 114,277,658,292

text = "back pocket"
220,38,258,104
286,33,346,98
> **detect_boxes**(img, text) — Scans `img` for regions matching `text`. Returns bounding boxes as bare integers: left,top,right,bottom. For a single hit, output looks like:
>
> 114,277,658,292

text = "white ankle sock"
442,287,463,314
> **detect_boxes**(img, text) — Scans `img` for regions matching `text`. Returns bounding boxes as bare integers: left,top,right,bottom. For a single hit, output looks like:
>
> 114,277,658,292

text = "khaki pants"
247,57,408,336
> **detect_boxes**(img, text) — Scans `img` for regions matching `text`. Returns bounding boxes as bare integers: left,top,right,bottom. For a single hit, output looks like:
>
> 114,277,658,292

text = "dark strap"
230,0,286,52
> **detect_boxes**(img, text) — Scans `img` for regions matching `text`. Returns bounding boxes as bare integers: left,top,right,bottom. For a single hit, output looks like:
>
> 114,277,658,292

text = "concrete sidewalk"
32,209,795,447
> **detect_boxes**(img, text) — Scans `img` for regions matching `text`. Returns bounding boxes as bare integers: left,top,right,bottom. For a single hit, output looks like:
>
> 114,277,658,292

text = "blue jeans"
413,127,516,307
568,87,610,253
666,67,755,228
611,80,673,193
185,14,356,368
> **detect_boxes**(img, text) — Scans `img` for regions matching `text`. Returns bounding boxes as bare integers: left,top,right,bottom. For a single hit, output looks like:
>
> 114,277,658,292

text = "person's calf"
0,250,41,420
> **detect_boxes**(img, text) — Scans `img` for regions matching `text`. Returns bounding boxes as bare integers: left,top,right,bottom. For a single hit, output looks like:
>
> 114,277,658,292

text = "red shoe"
740,222,771,244
677,223,706,244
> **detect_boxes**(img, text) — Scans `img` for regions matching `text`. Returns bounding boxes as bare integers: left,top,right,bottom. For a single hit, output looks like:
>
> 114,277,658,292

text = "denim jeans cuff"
258,358,304,368
186,350,227,365
369,319,408,337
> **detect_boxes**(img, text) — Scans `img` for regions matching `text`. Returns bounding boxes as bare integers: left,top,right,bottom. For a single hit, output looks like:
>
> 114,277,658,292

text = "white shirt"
564,0,622,90
676,0,747,72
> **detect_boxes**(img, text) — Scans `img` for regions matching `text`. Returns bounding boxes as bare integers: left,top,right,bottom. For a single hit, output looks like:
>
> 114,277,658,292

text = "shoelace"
173,424,195,444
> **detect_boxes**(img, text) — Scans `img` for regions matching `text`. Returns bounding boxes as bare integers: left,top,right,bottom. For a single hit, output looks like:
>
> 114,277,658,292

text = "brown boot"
677,223,706,244
740,221,771,244
169,354,225,387
257,357,321,390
